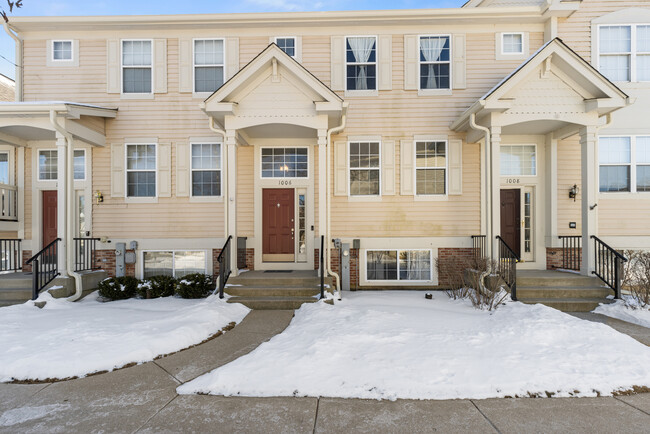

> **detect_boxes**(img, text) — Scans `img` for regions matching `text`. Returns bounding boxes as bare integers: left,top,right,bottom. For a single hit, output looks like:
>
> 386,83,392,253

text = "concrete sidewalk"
1,310,649,433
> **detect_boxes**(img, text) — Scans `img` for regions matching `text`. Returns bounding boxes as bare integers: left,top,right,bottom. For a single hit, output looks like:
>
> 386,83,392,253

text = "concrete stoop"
516,270,615,312
225,270,332,310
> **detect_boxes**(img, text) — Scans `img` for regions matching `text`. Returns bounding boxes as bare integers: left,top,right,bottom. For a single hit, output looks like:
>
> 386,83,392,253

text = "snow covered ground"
179,291,650,400
594,296,650,329
0,292,249,382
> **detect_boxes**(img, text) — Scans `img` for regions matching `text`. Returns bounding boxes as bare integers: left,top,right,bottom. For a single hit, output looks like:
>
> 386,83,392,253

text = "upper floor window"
126,144,156,197
194,39,225,93
500,145,537,176
501,33,523,55
275,37,296,57
599,25,650,82
122,40,152,94
416,141,447,195
38,150,57,181
191,143,222,196
52,40,72,61
349,141,380,196
346,36,376,91
598,136,650,193
74,149,85,180
419,36,451,90
261,148,308,178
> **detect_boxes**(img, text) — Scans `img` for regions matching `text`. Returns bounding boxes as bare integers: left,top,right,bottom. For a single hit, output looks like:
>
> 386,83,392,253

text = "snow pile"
0,292,249,382
179,291,650,400
594,296,650,329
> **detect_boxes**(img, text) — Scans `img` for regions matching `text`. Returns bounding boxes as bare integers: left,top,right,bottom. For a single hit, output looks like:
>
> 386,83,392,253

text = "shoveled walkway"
0,310,649,433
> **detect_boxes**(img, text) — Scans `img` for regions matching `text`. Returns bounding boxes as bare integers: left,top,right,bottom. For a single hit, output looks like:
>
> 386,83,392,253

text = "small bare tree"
1,0,23,23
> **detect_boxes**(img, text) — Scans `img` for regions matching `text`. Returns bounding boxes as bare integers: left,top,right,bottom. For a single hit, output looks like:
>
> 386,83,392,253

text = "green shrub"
98,276,140,300
176,273,213,299
137,275,177,298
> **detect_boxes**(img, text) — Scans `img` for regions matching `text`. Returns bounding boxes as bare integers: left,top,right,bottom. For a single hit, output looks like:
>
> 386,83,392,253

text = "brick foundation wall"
317,247,360,290
94,249,135,278
546,247,582,270
436,247,477,287
22,250,32,272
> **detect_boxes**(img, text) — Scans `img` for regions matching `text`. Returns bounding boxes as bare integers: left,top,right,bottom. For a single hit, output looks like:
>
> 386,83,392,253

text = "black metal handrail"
0,238,21,272
26,238,61,300
73,237,100,272
471,235,487,260
496,236,520,301
591,235,627,299
557,235,582,271
319,235,325,299
217,235,233,299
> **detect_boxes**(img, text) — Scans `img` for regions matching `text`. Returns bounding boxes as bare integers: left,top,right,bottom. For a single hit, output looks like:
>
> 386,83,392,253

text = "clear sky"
0,0,467,81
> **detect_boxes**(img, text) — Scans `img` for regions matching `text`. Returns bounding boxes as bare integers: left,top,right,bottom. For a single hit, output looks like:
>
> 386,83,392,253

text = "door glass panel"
298,194,306,256
524,192,531,253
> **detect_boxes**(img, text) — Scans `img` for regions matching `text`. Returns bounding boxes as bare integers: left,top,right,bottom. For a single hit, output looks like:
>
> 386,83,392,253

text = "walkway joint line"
470,400,502,434
132,394,179,434
312,397,320,434
614,396,650,417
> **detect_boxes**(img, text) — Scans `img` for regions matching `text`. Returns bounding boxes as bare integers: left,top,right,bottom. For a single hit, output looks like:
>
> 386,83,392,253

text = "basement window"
143,250,207,278
366,249,431,282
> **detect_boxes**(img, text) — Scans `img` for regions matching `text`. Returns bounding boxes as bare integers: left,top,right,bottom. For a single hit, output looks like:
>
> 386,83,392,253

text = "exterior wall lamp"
94,190,104,204
569,184,579,202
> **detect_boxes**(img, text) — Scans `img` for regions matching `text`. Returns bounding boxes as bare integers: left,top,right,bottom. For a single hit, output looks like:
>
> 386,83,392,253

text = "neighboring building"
0,0,647,294
0,74,15,102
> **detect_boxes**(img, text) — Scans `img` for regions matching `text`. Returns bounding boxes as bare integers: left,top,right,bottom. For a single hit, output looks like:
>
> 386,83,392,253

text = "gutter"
3,23,22,101
326,104,348,300
49,110,83,301
469,113,494,260
207,116,227,240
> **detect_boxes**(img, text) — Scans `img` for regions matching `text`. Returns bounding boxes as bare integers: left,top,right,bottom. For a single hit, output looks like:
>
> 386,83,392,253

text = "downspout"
3,23,22,101
49,110,82,301
469,113,493,260
207,117,227,239
326,106,347,300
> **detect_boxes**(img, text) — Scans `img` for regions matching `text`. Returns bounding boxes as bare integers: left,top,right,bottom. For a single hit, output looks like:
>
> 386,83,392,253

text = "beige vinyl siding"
600,198,650,237
0,231,18,238
240,37,270,68
557,136,582,236
24,148,32,241
236,146,254,237
302,36,331,86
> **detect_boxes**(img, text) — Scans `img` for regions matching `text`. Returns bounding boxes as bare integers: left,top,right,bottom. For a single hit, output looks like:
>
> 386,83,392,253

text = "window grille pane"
346,37,376,63
276,38,295,57
416,169,445,195
53,41,72,60
127,144,156,170
0,153,8,184
175,251,206,278
599,137,631,164
398,250,431,281
637,137,650,163
600,26,631,53
39,150,58,180
346,65,376,91
599,166,630,192
599,55,630,82
416,141,446,168
194,39,224,65
367,250,397,280
144,251,173,278
74,150,85,180
195,66,224,93
192,171,221,196
123,68,152,93
638,26,650,53
192,143,220,170
638,55,650,82
260,148,308,178
122,40,151,66
419,36,450,62
500,145,536,176
636,166,650,192
127,171,156,197
420,63,450,90
502,34,523,53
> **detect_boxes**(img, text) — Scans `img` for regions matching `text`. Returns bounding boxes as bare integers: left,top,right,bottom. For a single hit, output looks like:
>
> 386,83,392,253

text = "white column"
545,133,558,246
317,130,327,240
226,130,237,276
489,126,502,260
580,125,598,276
56,134,68,276
17,146,25,240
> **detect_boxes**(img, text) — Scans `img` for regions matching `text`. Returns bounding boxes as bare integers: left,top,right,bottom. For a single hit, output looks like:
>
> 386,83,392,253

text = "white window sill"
413,194,449,202
495,52,527,61
599,192,650,199
189,195,224,203
418,88,452,97
344,90,379,97
121,93,155,100
348,195,382,202
125,197,158,204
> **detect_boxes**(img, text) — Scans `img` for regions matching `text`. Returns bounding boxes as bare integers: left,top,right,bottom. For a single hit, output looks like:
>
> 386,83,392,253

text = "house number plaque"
278,180,293,186
505,178,521,184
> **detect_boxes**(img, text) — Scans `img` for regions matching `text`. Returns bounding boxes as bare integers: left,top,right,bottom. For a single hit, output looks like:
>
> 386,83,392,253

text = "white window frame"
345,35,378,94
192,38,226,95
348,140,381,197
414,139,449,196
418,34,452,92
121,39,154,95
274,36,297,58
500,32,524,56
125,143,157,199
365,249,433,283
499,144,538,178
190,142,223,197
597,24,650,83
38,149,58,181
73,149,86,181
51,40,73,62
141,249,209,279
260,146,310,180
599,135,650,194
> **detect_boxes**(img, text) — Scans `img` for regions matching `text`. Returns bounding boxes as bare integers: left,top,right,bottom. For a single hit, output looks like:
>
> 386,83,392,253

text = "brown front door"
500,189,521,257
263,188,295,262
42,190,58,248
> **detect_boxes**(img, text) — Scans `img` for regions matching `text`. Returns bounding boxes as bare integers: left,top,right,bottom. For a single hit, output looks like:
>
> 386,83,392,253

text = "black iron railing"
319,235,325,299
0,238,21,272
73,237,100,272
556,235,582,271
496,236,520,301
26,238,60,300
217,235,233,299
471,235,487,260
591,235,627,299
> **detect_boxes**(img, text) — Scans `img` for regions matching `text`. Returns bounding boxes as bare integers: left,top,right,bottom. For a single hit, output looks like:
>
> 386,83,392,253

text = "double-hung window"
419,36,451,90
346,36,376,91
194,39,225,93
349,142,380,196
38,150,58,180
599,25,650,82
191,143,221,196
52,40,73,61
366,249,432,281
599,136,650,193
275,37,296,57
416,141,446,195
501,33,523,55
126,144,156,197
122,40,152,94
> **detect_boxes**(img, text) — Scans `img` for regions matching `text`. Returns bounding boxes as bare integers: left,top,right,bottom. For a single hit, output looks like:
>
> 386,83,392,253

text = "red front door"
42,190,58,248
262,188,295,262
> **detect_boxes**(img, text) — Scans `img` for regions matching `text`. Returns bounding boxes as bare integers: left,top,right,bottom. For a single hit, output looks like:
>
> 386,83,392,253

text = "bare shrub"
622,250,650,308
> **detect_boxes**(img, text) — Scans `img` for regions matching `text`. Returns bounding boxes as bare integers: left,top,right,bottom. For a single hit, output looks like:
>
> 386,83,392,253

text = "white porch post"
489,126,502,260
317,129,327,241
226,130,237,276
580,125,598,276
56,133,68,276
545,133,558,246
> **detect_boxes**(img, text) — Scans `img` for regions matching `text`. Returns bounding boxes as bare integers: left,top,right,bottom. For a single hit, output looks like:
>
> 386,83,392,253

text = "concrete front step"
0,274,33,290
516,286,612,299
517,273,600,288
519,297,613,312
0,299,29,307
225,286,321,297
227,296,318,310
0,288,32,300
